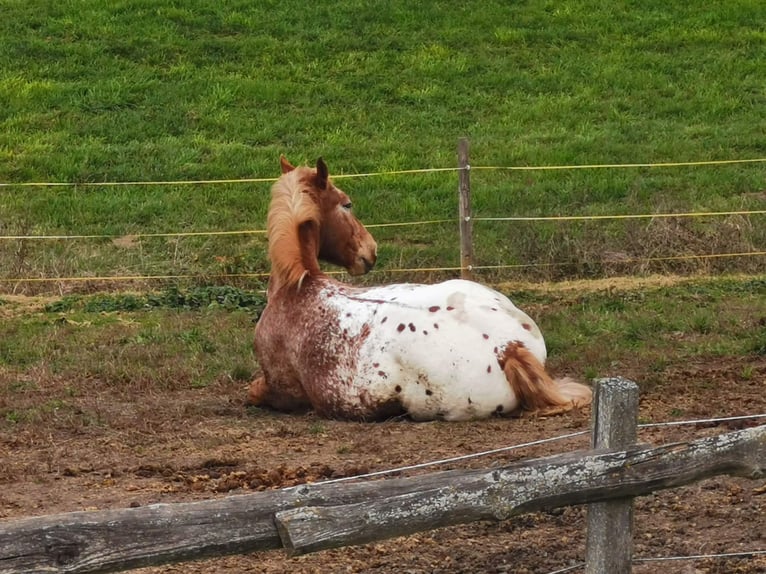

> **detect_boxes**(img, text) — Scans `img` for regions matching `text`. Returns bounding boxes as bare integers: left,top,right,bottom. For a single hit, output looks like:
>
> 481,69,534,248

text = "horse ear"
280,155,295,174
316,157,329,188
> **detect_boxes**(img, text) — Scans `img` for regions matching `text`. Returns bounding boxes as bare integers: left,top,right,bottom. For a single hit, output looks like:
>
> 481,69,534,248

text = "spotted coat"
254,278,547,421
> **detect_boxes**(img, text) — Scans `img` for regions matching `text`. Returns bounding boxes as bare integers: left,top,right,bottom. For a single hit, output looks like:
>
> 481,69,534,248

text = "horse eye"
342,202,353,210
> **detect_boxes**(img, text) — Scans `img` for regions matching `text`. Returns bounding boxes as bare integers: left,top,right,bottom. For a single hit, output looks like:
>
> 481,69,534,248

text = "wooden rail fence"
1,378,764,573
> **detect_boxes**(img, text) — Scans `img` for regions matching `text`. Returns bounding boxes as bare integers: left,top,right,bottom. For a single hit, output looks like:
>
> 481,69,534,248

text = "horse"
248,157,592,421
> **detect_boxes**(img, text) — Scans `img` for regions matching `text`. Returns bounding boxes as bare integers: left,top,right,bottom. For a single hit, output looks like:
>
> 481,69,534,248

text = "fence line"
0,229,268,240
547,564,583,574
0,219,456,241
1,209,764,241
2,144,765,284
465,250,766,269
475,208,766,223
2,156,766,189
3,250,764,284
293,411,766,488
0,272,268,284
635,549,766,564
313,430,590,486
0,167,460,188
547,549,766,574
0,176,280,188
473,157,766,171
640,412,766,429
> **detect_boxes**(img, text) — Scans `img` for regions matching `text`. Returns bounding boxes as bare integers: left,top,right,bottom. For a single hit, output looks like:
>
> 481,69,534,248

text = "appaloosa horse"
248,157,592,421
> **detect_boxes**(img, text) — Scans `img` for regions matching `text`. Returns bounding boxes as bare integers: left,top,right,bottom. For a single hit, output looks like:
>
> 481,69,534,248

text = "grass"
1,1,766,291
522,276,766,375
0,293,258,409
44,285,265,313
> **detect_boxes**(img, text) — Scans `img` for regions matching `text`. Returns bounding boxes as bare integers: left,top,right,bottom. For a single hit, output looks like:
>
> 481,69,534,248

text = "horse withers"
248,157,592,421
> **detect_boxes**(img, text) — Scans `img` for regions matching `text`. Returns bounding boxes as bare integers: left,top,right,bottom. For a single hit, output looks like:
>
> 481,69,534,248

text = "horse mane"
267,167,322,290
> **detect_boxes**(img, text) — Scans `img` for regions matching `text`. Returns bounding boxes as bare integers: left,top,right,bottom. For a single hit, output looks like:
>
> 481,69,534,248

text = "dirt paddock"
1,351,765,574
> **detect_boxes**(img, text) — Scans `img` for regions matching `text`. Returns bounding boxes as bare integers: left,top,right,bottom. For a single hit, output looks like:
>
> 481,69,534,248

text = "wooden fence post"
585,377,639,573
457,137,473,280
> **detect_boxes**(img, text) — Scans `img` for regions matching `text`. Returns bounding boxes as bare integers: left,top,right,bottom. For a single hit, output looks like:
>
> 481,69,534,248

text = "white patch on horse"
319,279,548,421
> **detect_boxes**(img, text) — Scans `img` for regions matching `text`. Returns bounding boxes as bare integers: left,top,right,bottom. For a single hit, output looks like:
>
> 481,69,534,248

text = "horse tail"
500,342,592,415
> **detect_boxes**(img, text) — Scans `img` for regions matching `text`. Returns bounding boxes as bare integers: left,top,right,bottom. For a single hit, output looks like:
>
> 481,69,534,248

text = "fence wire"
2,156,766,188
307,412,766,486
2,250,764,284
2,159,764,284
548,550,766,574
2,208,766,241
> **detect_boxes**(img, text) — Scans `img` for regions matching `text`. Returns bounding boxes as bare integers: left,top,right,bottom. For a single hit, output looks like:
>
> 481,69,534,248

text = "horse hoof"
246,376,267,406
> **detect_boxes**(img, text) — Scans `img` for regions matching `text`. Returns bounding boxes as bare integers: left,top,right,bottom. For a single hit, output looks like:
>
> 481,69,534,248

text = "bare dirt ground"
2,352,765,574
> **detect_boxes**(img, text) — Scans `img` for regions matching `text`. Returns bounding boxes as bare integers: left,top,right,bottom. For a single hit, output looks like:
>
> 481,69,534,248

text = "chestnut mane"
264,157,377,293
267,166,322,291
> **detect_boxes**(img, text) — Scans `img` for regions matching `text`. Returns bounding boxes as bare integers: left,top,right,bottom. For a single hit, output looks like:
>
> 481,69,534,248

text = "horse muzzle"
348,236,377,276
348,253,376,276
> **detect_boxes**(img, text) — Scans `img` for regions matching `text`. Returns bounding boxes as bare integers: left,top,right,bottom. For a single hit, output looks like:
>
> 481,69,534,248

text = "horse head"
268,157,377,289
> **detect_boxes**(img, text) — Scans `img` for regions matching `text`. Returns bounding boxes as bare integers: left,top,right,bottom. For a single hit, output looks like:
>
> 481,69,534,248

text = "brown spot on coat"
381,316,388,324
395,385,402,393
428,305,440,312
378,371,387,378
397,323,405,332
408,323,416,332
446,306,455,311
482,333,489,339
487,365,492,373
425,389,433,396
522,323,532,331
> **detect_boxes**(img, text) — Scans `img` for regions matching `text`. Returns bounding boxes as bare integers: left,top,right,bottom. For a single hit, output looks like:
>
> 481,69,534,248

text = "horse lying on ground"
248,157,592,421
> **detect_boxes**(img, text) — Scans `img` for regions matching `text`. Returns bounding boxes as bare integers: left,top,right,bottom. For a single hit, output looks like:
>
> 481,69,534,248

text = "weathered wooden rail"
1,378,764,574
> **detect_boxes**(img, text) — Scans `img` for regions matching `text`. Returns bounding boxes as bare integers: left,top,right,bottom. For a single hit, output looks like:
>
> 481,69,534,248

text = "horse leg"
246,375,269,406
500,342,592,416
246,371,313,413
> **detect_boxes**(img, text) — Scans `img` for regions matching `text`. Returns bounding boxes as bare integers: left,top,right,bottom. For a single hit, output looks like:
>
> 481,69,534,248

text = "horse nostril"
362,257,375,273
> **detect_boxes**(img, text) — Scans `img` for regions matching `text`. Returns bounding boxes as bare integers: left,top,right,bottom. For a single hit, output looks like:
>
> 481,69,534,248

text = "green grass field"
1,1,765,292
